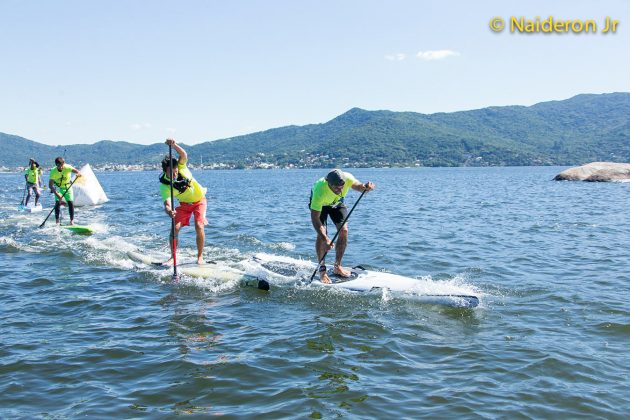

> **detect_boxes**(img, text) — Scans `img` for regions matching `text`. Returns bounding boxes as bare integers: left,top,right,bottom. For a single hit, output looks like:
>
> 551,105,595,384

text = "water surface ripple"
1,167,628,418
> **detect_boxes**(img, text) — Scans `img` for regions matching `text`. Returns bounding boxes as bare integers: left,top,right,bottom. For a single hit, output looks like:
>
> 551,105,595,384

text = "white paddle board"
18,203,43,213
126,250,269,290
251,254,479,308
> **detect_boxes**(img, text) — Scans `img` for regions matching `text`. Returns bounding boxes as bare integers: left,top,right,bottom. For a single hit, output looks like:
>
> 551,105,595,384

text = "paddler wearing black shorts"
24,158,43,207
309,169,375,284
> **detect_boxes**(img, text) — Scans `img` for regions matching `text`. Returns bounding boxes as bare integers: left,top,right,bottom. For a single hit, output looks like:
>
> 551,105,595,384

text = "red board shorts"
175,198,208,227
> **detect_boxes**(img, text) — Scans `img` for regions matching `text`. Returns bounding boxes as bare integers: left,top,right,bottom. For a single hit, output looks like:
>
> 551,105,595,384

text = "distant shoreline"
0,164,578,174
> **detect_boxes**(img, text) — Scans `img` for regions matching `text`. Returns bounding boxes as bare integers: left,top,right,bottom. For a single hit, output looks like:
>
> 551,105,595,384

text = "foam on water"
82,235,142,269
269,241,296,251
178,273,242,294
0,236,22,251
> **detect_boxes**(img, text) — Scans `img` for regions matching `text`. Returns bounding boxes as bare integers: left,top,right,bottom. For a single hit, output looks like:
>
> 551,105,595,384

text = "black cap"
161,156,178,172
326,169,346,186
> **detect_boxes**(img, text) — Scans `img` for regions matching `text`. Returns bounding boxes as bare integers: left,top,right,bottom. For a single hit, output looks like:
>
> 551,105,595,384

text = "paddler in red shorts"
159,138,208,265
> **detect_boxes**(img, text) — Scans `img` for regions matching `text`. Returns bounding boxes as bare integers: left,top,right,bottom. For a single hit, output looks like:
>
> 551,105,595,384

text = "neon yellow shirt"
309,171,357,211
160,162,206,204
25,167,43,184
49,164,75,188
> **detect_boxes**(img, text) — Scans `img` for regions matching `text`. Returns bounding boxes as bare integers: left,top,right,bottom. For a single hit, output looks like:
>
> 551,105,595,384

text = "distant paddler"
24,158,43,207
160,138,208,265
309,169,375,283
48,157,82,225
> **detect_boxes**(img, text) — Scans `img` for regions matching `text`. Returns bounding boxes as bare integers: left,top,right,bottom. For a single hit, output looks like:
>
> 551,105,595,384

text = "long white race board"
251,254,479,308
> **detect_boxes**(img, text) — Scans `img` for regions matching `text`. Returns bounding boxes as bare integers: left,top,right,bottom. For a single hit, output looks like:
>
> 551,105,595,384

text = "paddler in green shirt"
160,138,208,265
309,169,375,283
24,158,43,207
48,157,82,225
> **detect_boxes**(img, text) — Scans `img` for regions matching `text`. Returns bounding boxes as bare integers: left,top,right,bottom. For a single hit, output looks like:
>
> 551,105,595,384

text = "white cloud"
131,122,152,130
166,127,176,134
385,53,406,61
416,50,460,60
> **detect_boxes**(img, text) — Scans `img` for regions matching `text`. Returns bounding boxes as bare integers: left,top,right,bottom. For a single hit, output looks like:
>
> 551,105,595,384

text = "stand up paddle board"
251,254,479,308
313,266,479,308
60,225,94,235
126,250,269,290
18,204,43,213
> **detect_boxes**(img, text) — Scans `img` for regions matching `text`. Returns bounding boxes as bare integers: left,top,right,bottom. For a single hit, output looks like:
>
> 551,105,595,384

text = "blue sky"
1,0,629,145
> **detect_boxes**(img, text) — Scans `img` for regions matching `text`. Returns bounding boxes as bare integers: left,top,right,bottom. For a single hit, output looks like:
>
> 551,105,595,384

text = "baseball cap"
325,169,346,186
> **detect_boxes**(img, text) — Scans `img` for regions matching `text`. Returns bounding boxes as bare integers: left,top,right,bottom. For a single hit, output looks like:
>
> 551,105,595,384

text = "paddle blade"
242,277,270,291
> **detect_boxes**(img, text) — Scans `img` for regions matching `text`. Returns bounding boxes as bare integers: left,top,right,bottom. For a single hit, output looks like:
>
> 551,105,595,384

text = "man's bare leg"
316,233,332,283
163,223,182,266
195,222,205,264
333,223,351,277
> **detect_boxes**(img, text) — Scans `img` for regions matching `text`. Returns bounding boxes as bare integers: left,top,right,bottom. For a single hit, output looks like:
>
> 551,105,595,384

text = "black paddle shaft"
309,188,367,281
20,184,27,205
39,176,79,228
169,144,178,280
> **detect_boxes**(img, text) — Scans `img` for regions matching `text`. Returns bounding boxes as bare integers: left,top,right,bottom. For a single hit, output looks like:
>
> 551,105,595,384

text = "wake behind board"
126,250,269,290
252,254,479,308
61,225,94,235
18,204,43,213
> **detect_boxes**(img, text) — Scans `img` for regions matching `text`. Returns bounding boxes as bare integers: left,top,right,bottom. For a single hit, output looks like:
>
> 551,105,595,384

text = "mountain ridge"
1,92,629,170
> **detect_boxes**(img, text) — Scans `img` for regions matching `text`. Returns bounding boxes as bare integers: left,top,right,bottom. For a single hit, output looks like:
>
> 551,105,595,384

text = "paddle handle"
309,189,367,281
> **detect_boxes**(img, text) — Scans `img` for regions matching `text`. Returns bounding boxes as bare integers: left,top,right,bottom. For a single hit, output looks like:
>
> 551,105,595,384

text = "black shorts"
319,205,348,226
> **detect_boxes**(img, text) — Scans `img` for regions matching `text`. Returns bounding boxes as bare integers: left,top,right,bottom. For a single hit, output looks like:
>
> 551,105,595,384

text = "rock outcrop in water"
554,162,630,182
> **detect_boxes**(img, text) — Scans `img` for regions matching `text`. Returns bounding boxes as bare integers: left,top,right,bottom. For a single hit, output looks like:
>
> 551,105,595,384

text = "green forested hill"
1,92,629,169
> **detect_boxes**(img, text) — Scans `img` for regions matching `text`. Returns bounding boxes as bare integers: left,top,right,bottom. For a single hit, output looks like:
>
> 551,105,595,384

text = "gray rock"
554,162,630,182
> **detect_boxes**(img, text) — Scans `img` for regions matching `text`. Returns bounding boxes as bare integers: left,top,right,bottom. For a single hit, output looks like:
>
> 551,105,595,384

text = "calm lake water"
1,166,629,418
